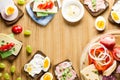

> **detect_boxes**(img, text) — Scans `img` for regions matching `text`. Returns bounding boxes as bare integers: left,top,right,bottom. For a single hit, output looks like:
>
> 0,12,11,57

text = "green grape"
17,0,25,5
0,63,6,69
24,30,31,36
10,65,16,74
0,73,2,78
26,45,32,54
4,73,10,80
16,77,22,80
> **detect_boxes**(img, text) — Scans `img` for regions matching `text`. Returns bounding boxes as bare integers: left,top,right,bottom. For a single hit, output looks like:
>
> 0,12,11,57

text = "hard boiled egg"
111,11,120,24
40,72,53,80
5,5,16,16
95,16,106,31
43,57,50,72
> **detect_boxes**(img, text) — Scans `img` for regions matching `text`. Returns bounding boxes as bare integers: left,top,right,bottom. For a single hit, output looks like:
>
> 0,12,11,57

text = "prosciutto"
84,0,106,12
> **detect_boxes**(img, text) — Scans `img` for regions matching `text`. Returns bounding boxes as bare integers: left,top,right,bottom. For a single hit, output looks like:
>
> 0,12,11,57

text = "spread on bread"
24,51,51,78
54,60,78,80
0,33,22,59
84,0,106,12
32,0,58,17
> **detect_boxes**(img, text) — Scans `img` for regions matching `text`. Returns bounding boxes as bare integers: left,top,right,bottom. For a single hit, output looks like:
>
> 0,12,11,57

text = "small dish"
62,0,84,22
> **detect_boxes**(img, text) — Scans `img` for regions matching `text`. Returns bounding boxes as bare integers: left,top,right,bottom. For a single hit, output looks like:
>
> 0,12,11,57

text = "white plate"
62,0,84,22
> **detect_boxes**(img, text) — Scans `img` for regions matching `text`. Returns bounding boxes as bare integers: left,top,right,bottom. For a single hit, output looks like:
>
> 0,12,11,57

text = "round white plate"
62,0,84,22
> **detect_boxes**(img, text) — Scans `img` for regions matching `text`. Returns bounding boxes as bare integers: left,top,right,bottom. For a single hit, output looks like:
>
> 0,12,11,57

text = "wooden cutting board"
80,30,120,80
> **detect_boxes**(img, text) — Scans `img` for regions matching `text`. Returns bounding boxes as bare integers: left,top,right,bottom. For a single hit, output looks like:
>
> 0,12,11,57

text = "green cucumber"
92,0,96,11
0,50,13,59
36,12,49,17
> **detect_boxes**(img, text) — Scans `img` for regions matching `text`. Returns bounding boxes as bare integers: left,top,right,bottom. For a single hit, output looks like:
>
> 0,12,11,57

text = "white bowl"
62,0,84,22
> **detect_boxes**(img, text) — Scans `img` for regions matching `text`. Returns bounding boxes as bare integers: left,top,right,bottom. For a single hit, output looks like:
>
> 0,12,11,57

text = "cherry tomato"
12,25,22,34
113,47,120,61
100,34,116,50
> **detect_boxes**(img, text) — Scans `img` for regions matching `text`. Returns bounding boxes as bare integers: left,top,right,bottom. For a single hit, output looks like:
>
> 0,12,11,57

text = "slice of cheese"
80,64,100,80
33,0,58,13
0,33,22,56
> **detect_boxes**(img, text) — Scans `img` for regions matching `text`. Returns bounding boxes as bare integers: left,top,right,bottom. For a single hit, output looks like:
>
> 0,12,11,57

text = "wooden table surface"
0,0,119,80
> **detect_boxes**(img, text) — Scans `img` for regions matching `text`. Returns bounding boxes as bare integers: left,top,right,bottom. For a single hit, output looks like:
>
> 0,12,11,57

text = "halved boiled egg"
111,11,120,24
40,72,53,80
24,63,34,77
95,16,106,31
43,57,50,72
5,5,16,16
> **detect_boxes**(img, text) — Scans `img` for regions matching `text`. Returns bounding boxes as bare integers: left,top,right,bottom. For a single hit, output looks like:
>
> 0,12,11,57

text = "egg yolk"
112,12,119,21
27,66,32,72
44,58,49,68
43,74,52,80
7,6,15,15
97,21,105,29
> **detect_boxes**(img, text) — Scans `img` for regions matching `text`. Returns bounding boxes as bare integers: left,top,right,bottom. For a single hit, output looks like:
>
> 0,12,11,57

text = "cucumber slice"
36,12,49,17
0,50,13,59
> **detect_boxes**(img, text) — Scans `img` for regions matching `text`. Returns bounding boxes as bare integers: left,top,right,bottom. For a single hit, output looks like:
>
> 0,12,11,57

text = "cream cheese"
66,4,80,19
24,54,44,77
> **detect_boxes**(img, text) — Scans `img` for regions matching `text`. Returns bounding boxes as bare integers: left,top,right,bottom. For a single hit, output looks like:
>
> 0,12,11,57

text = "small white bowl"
62,0,84,22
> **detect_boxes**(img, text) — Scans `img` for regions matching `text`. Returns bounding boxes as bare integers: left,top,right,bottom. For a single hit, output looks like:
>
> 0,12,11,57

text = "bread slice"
108,0,120,25
81,0,109,17
30,0,58,18
0,5,24,26
54,59,79,80
23,51,51,80
0,33,22,62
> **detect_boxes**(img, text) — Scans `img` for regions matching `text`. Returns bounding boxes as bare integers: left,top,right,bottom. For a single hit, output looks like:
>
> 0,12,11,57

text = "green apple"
17,0,25,5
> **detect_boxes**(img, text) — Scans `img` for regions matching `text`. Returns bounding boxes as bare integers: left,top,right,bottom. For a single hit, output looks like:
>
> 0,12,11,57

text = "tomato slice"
113,47,120,61
46,1,54,9
37,1,54,10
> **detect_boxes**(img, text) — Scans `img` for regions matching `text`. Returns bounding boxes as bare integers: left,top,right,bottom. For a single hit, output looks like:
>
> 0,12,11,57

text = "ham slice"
84,0,106,12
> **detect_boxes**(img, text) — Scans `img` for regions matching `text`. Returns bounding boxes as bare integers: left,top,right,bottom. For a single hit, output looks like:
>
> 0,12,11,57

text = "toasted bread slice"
108,0,120,25
81,0,109,17
0,33,22,61
54,59,79,80
30,0,58,18
0,5,24,26
23,51,51,80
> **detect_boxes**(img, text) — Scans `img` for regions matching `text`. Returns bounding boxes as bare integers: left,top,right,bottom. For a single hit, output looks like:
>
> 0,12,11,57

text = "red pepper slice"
0,42,15,52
